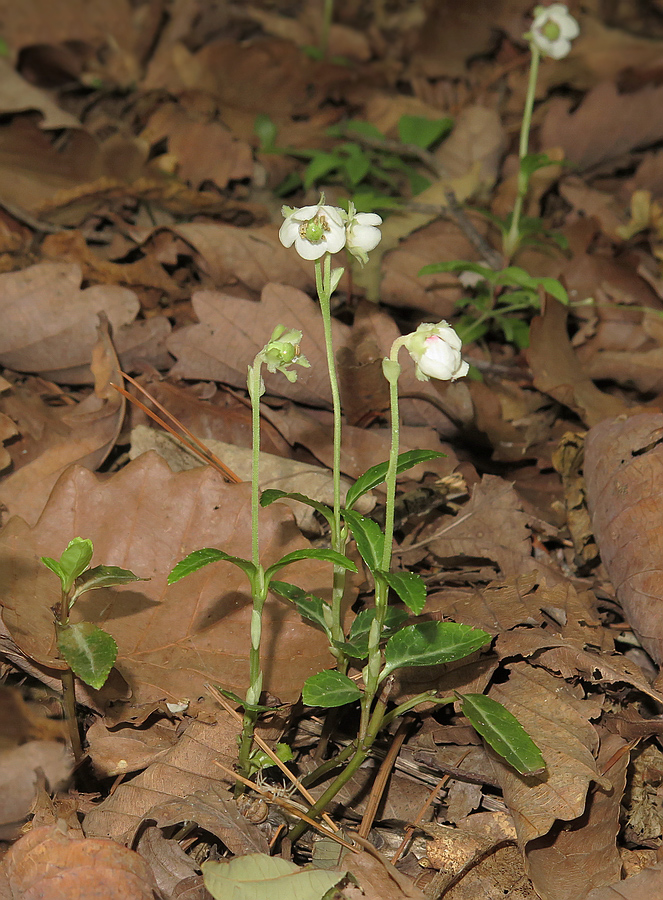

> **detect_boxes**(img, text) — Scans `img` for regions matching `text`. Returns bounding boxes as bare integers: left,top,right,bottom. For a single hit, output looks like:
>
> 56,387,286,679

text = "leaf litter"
3,1,663,898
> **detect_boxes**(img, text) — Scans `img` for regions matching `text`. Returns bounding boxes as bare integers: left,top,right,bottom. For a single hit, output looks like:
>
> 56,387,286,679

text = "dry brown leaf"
528,297,628,427
585,412,663,664
487,663,608,847
86,716,179,779
0,452,344,705
0,318,125,525
585,861,663,899
423,474,535,578
168,283,349,407
161,223,313,297
0,57,80,129
525,731,628,900
0,261,139,377
1,822,159,899
83,717,240,841
0,742,74,840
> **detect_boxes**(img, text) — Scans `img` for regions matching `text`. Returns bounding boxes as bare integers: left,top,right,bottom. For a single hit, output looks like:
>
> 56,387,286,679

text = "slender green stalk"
504,42,541,258
315,254,348,671
53,586,83,761
236,361,267,780
320,0,334,58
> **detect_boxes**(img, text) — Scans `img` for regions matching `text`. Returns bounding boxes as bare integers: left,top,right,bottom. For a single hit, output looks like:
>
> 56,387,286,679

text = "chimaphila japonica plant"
169,197,545,836
41,537,147,760
421,4,579,349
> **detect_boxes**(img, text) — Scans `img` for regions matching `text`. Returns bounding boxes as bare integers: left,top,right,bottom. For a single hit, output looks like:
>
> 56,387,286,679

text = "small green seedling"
419,261,569,348
41,537,147,758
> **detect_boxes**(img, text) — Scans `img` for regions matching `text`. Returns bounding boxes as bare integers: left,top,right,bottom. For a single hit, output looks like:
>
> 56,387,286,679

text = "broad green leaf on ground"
57,622,118,690
459,693,545,775
302,670,362,707
382,621,491,679
202,853,345,900
0,453,351,704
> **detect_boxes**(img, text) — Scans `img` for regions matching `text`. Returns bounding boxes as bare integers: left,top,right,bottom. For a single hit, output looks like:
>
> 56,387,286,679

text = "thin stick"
357,718,411,839
206,684,338,833
110,375,241,483
390,749,471,865
212,758,358,852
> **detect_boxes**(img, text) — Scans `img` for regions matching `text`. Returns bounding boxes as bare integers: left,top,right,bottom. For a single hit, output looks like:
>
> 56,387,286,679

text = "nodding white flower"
528,4,579,59
262,325,310,383
344,203,382,266
403,322,469,382
279,200,346,260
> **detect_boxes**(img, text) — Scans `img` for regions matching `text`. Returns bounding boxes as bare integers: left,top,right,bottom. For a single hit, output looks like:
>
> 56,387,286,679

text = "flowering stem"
504,42,541,259
315,254,347,671
320,0,334,58
236,360,268,781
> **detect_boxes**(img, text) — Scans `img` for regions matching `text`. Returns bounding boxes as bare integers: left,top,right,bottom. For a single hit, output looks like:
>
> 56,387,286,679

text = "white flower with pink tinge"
404,322,469,382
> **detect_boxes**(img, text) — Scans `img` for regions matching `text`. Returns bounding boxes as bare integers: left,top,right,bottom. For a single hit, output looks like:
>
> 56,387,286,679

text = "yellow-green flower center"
541,20,561,41
300,214,330,244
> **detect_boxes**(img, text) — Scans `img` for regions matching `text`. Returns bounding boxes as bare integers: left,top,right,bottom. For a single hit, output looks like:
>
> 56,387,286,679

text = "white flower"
529,4,579,60
403,322,469,382
344,203,382,266
279,201,346,260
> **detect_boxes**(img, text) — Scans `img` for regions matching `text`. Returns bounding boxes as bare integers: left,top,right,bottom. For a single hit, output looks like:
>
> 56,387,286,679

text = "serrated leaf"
75,565,149,594
345,450,446,510
460,693,546,775
269,581,331,636
260,490,334,530
382,621,491,678
382,570,426,614
202,853,345,900
302,670,362,707
168,548,256,585
342,508,384,573
57,622,117,690
264,549,356,582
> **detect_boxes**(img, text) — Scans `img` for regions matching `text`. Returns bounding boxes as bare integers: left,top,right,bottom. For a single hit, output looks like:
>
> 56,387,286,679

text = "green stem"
55,587,82,761
288,692,388,844
237,361,268,781
320,0,334,58
315,254,347,672
504,42,541,259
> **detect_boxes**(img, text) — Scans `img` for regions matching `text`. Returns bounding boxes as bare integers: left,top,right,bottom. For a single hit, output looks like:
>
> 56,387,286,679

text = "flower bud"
344,203,382,266
403,322,469,382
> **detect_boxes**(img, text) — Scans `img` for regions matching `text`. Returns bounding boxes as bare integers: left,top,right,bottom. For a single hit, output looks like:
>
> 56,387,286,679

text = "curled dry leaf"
584,412,663,665
0,261,141,380
0,316,125,526
1,823,159,900
168,283,348,407
0,452,344,705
